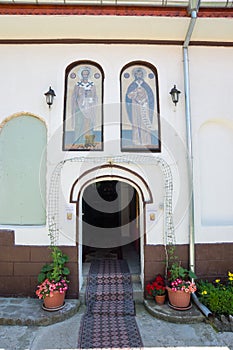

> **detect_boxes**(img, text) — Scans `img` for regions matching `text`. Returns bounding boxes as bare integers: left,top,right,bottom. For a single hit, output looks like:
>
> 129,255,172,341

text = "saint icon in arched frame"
63,60,104,151
120,61,161,152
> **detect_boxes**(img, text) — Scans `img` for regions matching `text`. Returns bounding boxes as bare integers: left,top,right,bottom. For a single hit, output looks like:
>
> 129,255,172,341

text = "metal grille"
48,155,175,248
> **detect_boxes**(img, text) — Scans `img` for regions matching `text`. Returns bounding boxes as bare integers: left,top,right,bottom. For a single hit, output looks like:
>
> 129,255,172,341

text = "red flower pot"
166,287,191,308
155,294,166,305
43,291,65,309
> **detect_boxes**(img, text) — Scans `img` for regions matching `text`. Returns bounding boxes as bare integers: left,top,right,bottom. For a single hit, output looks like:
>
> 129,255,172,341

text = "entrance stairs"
80,264,143,304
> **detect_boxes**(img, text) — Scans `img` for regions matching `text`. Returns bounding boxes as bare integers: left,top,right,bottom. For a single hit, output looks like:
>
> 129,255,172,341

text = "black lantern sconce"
169,85,181,106
44,86,56,108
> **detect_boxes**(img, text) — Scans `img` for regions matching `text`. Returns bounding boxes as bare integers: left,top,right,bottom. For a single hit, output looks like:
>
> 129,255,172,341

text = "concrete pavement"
0,298,232,350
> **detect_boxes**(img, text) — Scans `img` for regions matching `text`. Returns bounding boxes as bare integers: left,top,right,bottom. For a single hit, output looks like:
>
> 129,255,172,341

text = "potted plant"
146,274,166,305
165,246,197,309
35,246,70,311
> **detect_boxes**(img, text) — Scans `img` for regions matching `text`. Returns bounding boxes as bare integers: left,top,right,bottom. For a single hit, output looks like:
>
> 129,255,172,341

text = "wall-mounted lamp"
44,86,56,108
169,85,181,106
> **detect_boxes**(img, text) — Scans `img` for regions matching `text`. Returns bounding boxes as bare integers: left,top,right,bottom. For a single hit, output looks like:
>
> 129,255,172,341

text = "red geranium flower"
146,274,166,296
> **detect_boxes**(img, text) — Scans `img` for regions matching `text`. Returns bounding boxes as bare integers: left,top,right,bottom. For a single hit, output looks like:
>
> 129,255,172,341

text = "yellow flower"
229,277,233,281
215,279,220,283
202,290,207,295
228,271,233,277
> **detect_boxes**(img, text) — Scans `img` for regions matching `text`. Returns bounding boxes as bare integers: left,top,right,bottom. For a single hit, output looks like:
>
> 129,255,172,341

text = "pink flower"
169,278,196,293
35,277,69,299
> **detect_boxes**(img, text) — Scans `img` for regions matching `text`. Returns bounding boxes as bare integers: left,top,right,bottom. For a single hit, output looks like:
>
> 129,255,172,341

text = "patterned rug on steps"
78,259,143,349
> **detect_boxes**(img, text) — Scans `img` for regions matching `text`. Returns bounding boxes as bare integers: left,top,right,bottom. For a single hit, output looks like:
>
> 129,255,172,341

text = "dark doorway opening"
82,180,140,274
83,181,120,229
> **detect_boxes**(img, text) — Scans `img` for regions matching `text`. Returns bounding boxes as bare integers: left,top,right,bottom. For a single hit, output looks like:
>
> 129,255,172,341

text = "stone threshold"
144,299,205,324
0,297,80,326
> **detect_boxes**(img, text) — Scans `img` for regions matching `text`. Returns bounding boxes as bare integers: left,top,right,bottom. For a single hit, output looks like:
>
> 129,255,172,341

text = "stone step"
144,299,205,324
82,272,140,285
79,280,143,305
0,298,81,326
132,281,144,303
131,273,141,283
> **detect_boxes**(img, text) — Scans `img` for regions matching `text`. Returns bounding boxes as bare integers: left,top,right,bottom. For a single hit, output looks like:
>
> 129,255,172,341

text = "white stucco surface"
0,40,232,246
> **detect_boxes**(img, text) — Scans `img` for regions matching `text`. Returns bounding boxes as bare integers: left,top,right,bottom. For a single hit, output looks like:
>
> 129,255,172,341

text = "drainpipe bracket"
187,0,200,15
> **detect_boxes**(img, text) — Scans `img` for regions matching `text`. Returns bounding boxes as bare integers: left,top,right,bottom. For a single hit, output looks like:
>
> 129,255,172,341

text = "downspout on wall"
183,1,198,280
183,0,213,318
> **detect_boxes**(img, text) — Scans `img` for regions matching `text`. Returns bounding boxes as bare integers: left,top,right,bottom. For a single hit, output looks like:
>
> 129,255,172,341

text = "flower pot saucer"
42,302,65,312
168,302,192,311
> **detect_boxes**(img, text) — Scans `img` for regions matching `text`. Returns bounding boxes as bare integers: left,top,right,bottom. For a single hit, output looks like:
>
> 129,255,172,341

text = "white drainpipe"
182,0,213,318
182,3,198,278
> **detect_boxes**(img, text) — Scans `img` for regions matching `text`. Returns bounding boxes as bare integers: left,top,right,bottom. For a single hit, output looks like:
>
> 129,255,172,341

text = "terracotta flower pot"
155,294,166,305
43,291,65,309
166,287,191,308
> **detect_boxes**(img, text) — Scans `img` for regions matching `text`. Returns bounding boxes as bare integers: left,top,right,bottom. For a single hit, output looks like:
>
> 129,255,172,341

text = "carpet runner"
78,259,143,349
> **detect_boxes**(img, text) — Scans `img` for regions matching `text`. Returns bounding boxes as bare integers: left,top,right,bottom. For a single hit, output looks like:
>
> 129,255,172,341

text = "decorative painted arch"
0,111,47,131
70,163,153,208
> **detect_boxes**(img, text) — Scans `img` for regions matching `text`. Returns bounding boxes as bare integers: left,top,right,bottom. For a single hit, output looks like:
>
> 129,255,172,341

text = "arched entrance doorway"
82,180,141,279
50,158,174,298
70,163,153,291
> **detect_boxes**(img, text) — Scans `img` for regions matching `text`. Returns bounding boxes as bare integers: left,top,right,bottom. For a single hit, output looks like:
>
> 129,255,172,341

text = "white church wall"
0,43,232,246
190,46,233,244
199,120,233,226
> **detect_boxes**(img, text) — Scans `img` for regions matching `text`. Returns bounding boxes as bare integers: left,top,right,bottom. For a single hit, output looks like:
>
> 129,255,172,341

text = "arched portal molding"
70,163,153,205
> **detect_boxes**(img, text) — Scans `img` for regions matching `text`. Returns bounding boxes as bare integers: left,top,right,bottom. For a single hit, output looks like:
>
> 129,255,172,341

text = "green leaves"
168,262,197,282
37,246,70,284
166,245,196,282
197,278,233,317
38,272,46,284
63,267,70,276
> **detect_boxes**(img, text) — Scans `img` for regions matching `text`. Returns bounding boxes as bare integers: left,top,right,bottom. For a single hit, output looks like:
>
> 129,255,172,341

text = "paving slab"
136,303,233,349
0,298,233,350
0,297,80,326
144,299,205,324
